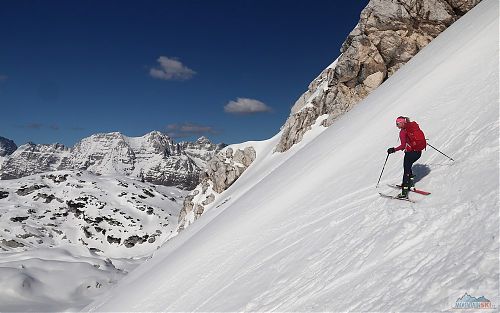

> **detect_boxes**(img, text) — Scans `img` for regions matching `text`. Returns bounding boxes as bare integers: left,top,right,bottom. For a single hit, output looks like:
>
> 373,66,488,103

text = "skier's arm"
393,129,407,151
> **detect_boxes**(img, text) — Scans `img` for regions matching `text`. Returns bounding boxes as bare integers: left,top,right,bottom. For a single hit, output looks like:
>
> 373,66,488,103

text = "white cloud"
149,56,196,81
224,98,273,114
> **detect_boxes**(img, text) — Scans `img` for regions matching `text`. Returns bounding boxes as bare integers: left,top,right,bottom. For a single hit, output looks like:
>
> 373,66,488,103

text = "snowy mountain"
180,136,225,168
0,131,225,189
84,0,499,311
0,142,71,180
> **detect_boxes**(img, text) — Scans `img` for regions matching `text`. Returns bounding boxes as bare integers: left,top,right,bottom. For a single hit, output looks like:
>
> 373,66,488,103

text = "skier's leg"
401,153,412,197
405,151,422,189
409,151,421,187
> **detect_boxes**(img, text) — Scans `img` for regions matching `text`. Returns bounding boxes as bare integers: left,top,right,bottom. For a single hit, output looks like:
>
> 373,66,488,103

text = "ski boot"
396,185,410,199
409,174,416,188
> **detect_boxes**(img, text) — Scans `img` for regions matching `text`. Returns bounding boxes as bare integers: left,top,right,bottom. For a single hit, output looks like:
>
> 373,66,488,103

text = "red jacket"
394,129,413,152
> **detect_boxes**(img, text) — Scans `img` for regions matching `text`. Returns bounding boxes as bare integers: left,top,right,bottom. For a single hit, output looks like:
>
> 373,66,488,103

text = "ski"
379,192,416,203
387,184,431,195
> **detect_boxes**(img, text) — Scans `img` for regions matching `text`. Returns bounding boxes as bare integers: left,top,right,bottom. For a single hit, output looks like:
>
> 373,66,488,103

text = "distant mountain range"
0,132,225,190
0,131,225,257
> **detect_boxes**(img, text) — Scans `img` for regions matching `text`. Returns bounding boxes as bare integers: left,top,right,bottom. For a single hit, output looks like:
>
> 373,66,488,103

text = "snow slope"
85,1,499,311
0,171,186,311
0,171,184,258
0,247,126,312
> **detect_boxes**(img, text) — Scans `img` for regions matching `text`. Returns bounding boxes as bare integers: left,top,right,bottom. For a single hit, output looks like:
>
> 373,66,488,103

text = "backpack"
405,121,426,151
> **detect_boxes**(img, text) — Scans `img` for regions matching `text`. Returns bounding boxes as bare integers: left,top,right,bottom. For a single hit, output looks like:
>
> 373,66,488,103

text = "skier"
387,116,426,199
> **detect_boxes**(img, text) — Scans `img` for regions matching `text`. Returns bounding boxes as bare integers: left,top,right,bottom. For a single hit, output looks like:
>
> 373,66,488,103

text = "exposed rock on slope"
177,146,256,231
275,0,481,152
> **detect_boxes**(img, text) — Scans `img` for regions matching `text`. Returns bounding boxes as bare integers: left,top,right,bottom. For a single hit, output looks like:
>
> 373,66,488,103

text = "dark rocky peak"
0,136,17,156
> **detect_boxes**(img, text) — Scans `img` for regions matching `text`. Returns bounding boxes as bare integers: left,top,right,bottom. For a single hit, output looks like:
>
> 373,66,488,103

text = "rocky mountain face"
180,136,226,168
0,170,186,258
275,0,481,152
0,136,17,157
0,131,225,190
178,145,256,231
0,142,71,179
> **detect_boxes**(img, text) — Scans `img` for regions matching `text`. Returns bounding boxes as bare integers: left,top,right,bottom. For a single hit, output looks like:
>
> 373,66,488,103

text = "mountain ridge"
0,131,225,189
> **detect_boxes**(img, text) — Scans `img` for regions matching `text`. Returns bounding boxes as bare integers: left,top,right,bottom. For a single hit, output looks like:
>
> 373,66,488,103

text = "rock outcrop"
206,146,256,193
275,0,481,152
177,146,256,231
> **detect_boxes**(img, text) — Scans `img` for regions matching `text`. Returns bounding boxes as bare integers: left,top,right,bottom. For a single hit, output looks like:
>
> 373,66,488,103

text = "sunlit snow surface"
0,171,186,311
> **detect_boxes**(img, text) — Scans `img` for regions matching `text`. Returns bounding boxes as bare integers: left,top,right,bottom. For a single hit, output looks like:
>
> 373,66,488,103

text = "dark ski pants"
402,151,421,187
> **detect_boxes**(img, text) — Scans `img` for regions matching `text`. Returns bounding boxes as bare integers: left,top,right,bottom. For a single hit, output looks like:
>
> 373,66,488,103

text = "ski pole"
426,141,455,161
376,153,390,188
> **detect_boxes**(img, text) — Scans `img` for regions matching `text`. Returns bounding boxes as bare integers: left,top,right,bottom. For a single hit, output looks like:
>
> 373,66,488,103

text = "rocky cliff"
0,131,225,189
177,145,256,231
275,0,481,152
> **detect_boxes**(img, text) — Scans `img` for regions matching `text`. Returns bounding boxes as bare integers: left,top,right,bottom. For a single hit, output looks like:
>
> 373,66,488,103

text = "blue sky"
0,0,368,146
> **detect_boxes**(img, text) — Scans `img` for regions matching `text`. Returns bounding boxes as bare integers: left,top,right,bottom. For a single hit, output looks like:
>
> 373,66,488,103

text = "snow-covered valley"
0,171,186,310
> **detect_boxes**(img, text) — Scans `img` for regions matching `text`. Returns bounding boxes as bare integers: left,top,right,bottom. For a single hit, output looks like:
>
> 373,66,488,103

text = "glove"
387,147,396,154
